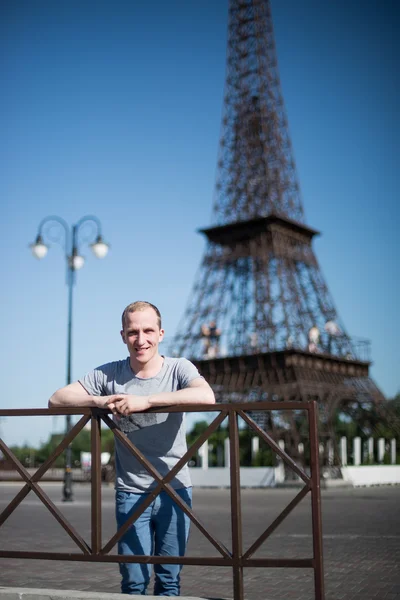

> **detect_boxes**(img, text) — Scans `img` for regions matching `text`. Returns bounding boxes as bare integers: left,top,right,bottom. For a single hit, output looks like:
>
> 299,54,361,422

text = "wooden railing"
0,401,325,600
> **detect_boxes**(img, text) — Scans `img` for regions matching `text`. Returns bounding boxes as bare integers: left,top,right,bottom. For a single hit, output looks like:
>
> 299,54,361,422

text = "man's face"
121,308,164,365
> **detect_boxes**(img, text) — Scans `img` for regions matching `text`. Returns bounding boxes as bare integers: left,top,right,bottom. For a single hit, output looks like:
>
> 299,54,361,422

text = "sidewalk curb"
0,588,229,600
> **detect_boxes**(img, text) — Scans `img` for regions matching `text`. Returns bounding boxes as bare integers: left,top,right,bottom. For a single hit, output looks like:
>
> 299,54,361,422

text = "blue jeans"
115,488,192,596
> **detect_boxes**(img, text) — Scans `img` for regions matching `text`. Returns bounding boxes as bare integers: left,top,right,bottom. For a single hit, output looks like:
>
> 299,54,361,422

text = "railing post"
391,439,397,465
224,437,230,468
275,439,285,483
308,402,325,600
251,436,259,463
378,438,385,463
368,437,374,463
91,409,102,554
229,408,244,600
340,436,347,466
327,439,334,466
353,437,361,466
201,440,209,470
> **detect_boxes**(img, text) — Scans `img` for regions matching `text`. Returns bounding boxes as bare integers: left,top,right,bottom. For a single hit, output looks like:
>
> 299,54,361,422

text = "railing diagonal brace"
101,413,231,559
0,417,90,526
101,411,228,555
0,439,90,554
0,476,30,527
101,412,228,554
242,484,311,560
238,410,310,484
34,415,90,479
30,481,92,554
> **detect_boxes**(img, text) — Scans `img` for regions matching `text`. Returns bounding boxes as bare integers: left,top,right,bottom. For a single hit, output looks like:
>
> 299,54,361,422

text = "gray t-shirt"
79,356,201,492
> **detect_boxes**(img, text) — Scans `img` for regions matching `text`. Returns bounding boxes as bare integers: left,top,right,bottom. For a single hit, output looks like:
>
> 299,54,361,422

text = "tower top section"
212,0,305,226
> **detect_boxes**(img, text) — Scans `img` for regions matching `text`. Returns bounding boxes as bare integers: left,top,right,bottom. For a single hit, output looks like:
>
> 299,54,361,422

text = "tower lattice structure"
171,0,385,460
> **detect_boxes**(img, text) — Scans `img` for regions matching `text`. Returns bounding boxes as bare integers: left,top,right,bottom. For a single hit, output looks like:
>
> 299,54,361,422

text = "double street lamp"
30,215,109,501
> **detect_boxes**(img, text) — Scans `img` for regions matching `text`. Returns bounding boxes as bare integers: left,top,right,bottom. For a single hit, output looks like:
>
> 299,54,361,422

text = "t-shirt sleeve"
79,363,111,396
177,358,203,389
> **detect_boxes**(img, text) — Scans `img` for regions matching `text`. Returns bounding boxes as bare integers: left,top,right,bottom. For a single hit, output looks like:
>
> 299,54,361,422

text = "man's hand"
106,394,151,415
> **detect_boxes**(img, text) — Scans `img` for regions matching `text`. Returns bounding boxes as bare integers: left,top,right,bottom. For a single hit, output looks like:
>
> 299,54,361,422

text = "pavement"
0,591,207,600
0,591,206,600
0,483,399,600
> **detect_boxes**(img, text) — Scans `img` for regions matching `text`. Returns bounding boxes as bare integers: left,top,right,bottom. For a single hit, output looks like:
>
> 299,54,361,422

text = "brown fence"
0,401,324,600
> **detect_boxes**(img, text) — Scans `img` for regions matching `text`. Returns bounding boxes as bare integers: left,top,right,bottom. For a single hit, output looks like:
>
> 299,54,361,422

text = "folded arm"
48,381,109,408
148,377,215,407
107,377,215,415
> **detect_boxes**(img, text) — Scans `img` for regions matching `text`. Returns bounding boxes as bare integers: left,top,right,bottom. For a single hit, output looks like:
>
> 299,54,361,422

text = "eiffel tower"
171,0,384,462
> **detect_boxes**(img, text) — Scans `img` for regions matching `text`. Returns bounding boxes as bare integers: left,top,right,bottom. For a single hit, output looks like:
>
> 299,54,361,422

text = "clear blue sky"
0,0,398,448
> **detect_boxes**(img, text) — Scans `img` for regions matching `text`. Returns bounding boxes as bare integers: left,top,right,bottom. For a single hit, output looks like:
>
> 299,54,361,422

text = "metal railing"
0,402,325,600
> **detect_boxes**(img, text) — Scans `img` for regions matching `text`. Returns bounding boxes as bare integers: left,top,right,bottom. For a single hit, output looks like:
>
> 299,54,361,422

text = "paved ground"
0,483,399,599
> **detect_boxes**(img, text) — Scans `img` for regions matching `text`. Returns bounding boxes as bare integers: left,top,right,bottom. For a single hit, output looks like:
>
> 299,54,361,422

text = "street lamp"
30,215,109,501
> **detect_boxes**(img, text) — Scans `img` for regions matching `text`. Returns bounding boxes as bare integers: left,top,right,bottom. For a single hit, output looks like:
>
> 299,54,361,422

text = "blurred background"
0,0,398,450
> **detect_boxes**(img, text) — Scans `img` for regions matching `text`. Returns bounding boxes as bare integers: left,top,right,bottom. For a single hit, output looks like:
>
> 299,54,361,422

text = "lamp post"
30,215,109,502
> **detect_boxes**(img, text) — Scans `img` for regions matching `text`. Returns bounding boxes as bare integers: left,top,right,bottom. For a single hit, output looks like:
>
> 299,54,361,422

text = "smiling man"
49,300,215,596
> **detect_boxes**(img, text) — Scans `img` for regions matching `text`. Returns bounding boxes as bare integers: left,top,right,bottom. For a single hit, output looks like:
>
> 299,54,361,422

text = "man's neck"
130,354,164,379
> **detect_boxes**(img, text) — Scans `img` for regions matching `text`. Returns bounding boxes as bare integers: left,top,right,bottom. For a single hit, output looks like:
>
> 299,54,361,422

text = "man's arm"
107,377,215,415
148,377,215,407
48,381,109,408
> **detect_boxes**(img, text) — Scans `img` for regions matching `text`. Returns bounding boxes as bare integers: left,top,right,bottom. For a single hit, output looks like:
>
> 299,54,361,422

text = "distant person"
308,325,320,354
49,300,215,596
249,332,258,350
201,320,221,357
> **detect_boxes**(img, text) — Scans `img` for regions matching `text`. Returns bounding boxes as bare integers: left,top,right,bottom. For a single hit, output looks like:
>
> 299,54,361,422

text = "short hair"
121,301,162,330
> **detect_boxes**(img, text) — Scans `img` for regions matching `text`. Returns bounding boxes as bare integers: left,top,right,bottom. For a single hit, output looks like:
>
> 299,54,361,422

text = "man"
49,301,215,596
